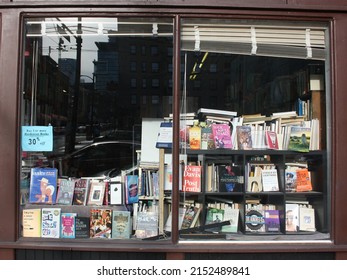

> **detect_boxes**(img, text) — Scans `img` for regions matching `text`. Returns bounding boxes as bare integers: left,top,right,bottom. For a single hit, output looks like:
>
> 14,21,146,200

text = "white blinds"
181,22,327,60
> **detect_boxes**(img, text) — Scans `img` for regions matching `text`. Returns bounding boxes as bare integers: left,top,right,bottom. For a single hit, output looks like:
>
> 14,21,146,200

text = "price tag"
21,126,53,152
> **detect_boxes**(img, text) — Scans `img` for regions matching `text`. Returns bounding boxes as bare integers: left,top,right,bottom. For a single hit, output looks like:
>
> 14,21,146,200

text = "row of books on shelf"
179,159,313,194
22,207,159,239
160,108,320,152
22,167,159,207
162,200,316,234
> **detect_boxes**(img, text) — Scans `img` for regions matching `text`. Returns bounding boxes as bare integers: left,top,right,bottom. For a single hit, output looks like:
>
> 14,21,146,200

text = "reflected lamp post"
80,74,95,140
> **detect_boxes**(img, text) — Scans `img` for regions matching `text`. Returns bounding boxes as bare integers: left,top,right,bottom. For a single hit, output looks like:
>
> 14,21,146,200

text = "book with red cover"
182,165,202,192
265,130,279,150
211,123,232,149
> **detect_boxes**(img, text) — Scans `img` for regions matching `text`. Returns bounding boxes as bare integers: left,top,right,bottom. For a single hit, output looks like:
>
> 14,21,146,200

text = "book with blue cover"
29,167,58,204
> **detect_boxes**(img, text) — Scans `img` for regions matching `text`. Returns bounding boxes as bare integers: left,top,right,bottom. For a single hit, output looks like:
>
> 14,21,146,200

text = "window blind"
181,22,327,60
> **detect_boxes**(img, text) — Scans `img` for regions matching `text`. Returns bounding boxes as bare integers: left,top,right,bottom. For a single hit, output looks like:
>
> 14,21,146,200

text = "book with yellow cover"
22,208,41,237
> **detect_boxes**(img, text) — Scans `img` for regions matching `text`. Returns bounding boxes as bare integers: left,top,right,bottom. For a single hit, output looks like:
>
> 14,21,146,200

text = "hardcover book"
90,208,112,238
264,209,280,232
180,204,201,229
125,175,139,204
112,211,132,239
22,208,41,237
182,165,202,192
41,208,61,238
29,167,58,204
245,208,265,233
211,123,232,149
56,178,75,205
236,126,253,150
73,178,90,206
261,169,279,192
61,213,76,238
87,180,106,206
299,207,316,232
205,207,225,232
75,217,90,238
216,164,244,192
221,206,239,233
286,203,300,232
288,126,311,152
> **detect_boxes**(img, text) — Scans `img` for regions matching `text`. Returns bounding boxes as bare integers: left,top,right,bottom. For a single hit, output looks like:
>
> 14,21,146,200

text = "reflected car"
52,140,140,177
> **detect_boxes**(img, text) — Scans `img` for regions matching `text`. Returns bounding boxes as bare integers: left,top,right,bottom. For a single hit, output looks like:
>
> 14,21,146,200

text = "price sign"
21,126,53,152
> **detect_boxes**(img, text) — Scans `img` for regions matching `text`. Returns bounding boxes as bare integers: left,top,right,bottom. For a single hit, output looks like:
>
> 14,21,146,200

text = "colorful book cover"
296,168,312,192
61,213,76,238
182,165,201,192
265,130,279,150
180,205,201,229
264,209,280,232
212,123,232,149
41,208,61,238
75,217,90,238
217,164,244,192
189,124,201,150
22,208,41,237
126,175,139,204
285,169,297,192
29,167,58,204
201,126,215,150
112,211,132,239
90,209,112,238
288,126,311,152
56,178,75,205
73,178,90,206
236,126,253,150
245,208,265,233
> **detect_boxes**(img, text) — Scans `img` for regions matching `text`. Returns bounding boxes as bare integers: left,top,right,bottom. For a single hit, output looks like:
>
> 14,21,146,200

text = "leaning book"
112,211,132,239
22,208,41,237
41,208,61,238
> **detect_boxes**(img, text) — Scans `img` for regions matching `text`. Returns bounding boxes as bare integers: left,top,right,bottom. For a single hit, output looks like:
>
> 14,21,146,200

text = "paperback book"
211,123,232,149
264,209,280,232
236,126,253,150
61,213,76,238
90,208,112,238
56,178,75,205
22,208,41,237
245,208,265,233
112,211,132,239
182,165,202,192
41,208,61,238
75,217,90,238
73,178,90,205
205,207,225,232
87,180,106,206
288,126,311,152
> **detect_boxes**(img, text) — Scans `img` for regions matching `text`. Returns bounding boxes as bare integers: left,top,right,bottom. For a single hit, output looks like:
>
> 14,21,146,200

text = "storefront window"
177,18,330,241
20,17,173,240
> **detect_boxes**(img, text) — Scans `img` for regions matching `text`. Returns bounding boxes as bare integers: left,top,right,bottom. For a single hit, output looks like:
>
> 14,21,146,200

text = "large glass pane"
178,18,329,242
20,17,173,241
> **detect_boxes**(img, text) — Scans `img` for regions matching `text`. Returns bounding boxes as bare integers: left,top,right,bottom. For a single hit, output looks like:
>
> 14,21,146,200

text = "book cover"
164,164,173,191
87,180,106,206
29,167,58,204
109,180,123,205
236,126,253,150
112,211,132,239
75,217,90,238
261,169,279,192
286,203,300,232
247,176,263,192
73,178,90,206
61,213,76,238
126,175,139,204
265,130,279,150
211,123,232,149
299,207,316,232
221,207,239,233
182,165,201,192
201,126,215,150
180,205,201,229
288,126,311,152
56,178,75,205
90,208,112,238
245,208,265,233
22,208,41,237
296,168,312,192
41,208,61,238
156,122,172,148
285,169,297,192
135,211,158,239
216,164,244,192
189,124,201,150
264,209,280,232
205,207,225,232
